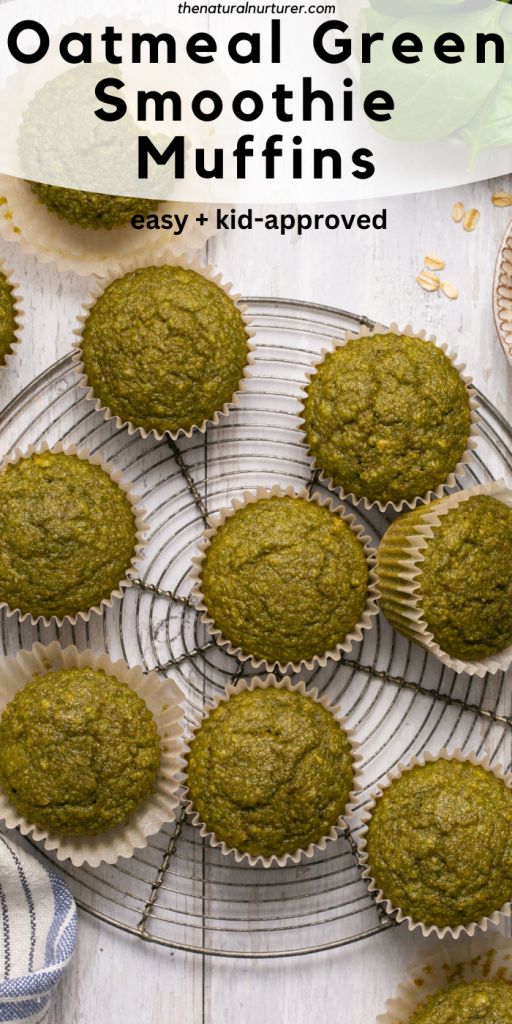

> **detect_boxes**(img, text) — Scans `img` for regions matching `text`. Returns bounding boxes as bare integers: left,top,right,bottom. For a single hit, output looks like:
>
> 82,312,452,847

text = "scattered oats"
441,281,458,300
463,208,480,232
492,191,512,208
424,254,446,272
452,201,465,223
416,270,440,292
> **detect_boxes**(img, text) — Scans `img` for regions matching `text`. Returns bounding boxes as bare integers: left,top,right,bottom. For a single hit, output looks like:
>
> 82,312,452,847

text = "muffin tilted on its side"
376,485,512,674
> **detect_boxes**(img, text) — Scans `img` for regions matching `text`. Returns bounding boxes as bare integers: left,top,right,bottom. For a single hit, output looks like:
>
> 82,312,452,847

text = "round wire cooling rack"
0,295,512,959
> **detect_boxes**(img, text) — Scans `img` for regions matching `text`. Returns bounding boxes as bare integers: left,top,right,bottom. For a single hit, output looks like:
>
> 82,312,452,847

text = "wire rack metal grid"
0,295,511,959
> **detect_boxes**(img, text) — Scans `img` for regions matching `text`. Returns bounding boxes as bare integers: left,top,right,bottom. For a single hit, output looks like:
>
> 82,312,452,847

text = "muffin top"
200,495,369,666
367,759,512,929
0,272,17,366
186,687,354,858
80,265,249,435
29,182,157,230
0,667,161,835
0,451,137,620
419,495,512,662
303,333,472,505
410,979,512,1024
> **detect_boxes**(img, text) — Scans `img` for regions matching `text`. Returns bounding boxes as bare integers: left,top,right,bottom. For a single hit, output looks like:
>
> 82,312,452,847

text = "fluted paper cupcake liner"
0,260,24,372
0,641,186,867
298,322,480,514
190,484,379,675
0,11,220,277
0,175,218,278
378,932,512,1024
376,480,512,677
358,748,512,941
183,673,362,868
0,441,147,628
71,254,255,442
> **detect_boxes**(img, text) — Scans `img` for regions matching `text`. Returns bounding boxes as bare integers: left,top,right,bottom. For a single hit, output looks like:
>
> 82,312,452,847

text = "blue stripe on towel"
0,839,36,974
0,996,49,1021
0,884,10,982
0,834,77,1022
45,871,77,968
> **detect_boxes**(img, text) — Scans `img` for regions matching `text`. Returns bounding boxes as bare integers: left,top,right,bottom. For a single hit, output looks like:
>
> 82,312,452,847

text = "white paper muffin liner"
0,175,218,278
183,673,362,868
0,11,220,278
378,932,512,1024
0,260,24,372
358,748,512,940
0,641,186,867
0,441,147,628
190,484,379,674
376,480,512,678
71,254,255,442
298,322,480,514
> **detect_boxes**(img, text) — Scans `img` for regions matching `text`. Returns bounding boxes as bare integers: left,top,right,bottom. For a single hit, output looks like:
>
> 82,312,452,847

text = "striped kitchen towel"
0,832,77,1023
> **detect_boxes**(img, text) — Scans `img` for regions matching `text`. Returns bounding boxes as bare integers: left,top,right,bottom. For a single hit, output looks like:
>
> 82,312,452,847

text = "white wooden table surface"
0,176,511,1023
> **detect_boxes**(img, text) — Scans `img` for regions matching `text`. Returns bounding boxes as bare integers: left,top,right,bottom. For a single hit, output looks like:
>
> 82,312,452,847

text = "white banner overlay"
0,0,510,201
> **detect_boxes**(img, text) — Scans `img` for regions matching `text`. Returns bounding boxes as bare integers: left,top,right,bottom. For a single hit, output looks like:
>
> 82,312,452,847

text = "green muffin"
378,495,512,662
0,451,138,620
186,686,354,858
0,667,161,835
410,979,512,1024
303,333,472,506
199,495,370,666
30,182,157,230
366,759,512,929
80,265,249,435
0,272,17,365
